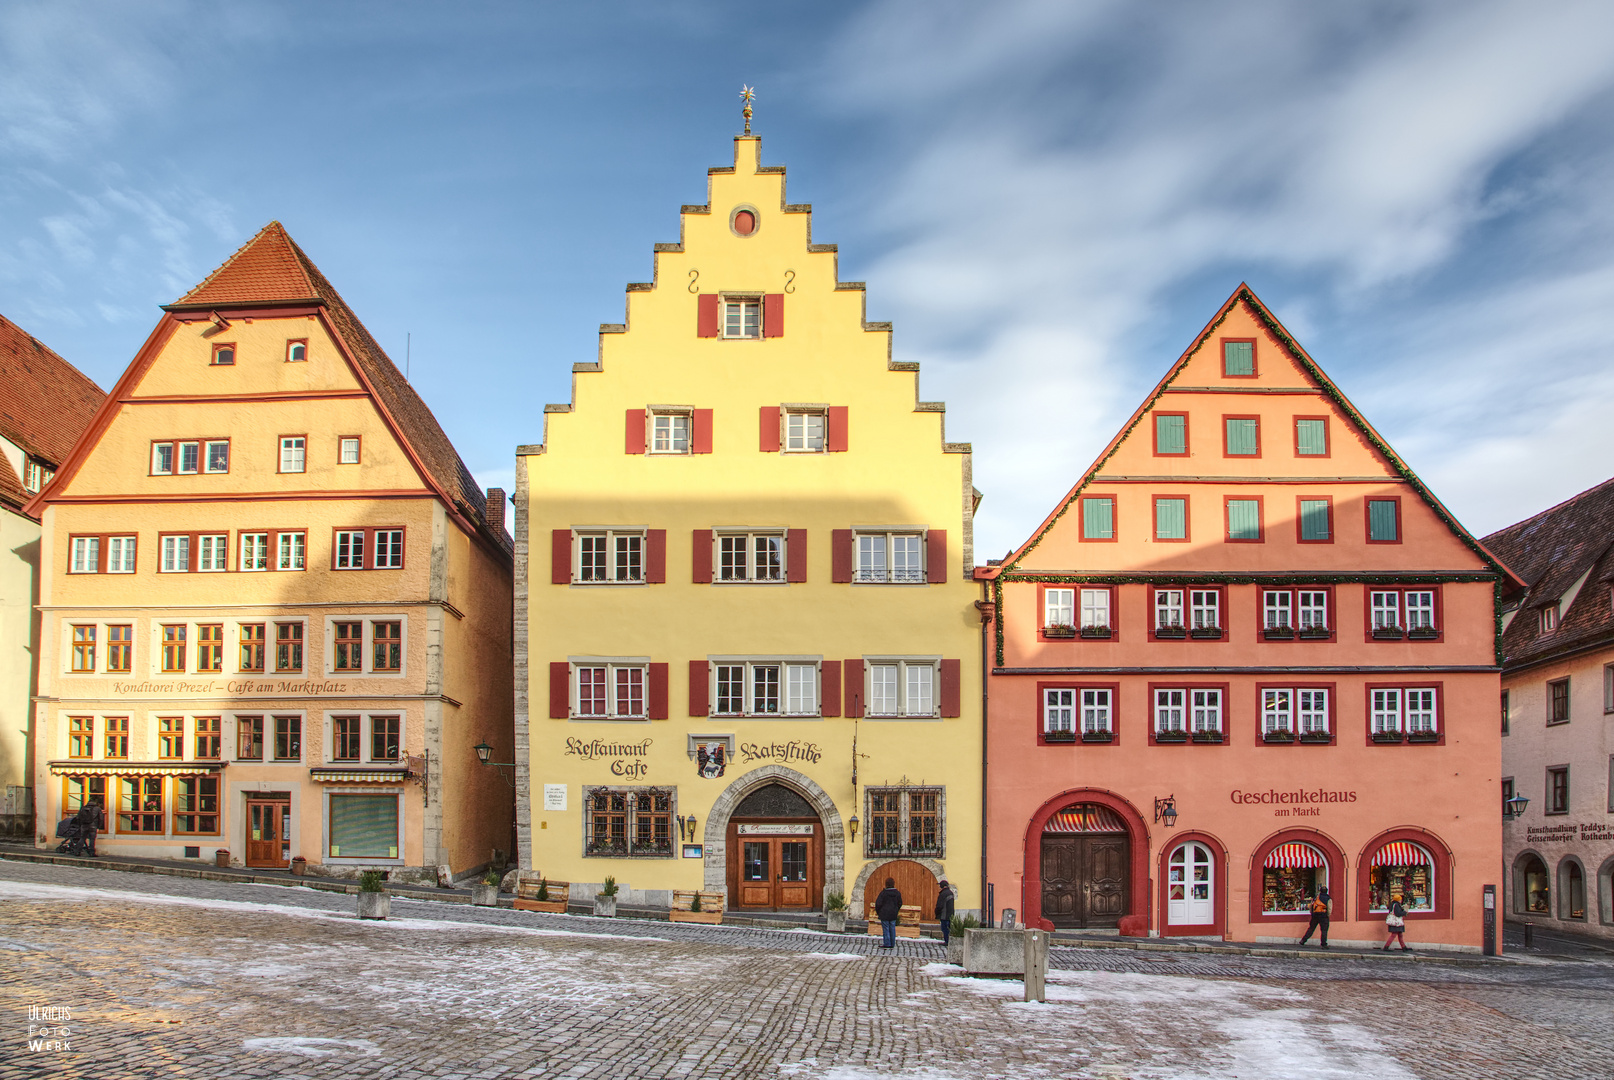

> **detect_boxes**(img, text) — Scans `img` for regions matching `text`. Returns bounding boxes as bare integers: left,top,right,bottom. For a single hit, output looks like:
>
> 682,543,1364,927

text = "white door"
1167,842,1215,924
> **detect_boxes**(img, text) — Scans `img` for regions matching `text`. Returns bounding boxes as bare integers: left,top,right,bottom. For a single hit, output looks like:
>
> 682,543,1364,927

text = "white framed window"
577,530,644,583
1299,590,1328,629
1406,591,1436,630
1372,688,1403,734
22,458,53,492
784,410,826,452
1044,588,1074,629
151,443,174,475
1262,688,1293,734
177,441,200,474
339,438,361,465
197,534,228,572
277,532,306,571
1192,689,1222,733
856,532,924,584
71,536,100,574
1371,591,1400,630
651,411,691,454
1263,590,1292,629
287,340,307,363
717,532,785,582
1155,589,1183,630
335,530,366,570
1406,688,1437,733
161,535,190,573
1190,590,1220,630
575,664,646,719
1298,688,1330,734
374,529,404,569
205,440,229,473
1080,588,1111,630
279,437,306,474
867,660,937,718
1044,689,1074,734
240,533,269,572
1081,688,1112,734
711,661,818,716
722,297,761,339
1155,689,1186,733
107,536,136,574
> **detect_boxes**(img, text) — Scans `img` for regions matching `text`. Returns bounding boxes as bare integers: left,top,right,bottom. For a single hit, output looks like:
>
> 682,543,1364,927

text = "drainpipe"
976,588,992,920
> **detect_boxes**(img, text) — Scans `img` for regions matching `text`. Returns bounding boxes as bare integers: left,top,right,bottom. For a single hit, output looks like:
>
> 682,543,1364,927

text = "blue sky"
5,1,1614,558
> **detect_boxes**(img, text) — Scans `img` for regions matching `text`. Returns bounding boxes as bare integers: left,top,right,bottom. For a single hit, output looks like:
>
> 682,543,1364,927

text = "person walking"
874,877,903,949
1299,886,1331,948
1383,893,1411,951
76,800,103,858
935,879,956,947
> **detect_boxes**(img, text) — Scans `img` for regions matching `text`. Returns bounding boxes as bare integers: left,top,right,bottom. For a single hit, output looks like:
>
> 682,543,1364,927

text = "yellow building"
515,133,983,921
29,224,515,881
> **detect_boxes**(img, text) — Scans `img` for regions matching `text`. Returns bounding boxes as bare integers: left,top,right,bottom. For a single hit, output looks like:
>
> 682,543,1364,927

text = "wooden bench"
513,877,571,913
867,903,923,937
669,890,724,924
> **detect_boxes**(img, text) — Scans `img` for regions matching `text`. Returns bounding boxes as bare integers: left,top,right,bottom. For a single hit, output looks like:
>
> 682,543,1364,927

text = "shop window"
174,777,219,835
195,716,221,760
71,625,96,673
108,625,132,672
237,716,264,761
1562,859,1587,920
118,777,164,833
328,793,400,859
104,716,129,760
158,717,184,760
240,624,266,673
863,786,944,858
1368,840,1434,912
64,775,106,814
583,787,674,857
1516,853,1550,914
1262,842,1329,913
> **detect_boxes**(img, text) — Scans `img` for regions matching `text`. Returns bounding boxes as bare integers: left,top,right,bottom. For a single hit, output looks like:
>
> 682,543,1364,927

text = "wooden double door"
1041,834,1129,928
728,820,822,911
246,797,292,868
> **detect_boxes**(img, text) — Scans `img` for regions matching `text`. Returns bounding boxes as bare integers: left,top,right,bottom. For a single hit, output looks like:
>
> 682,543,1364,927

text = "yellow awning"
48,761,226,777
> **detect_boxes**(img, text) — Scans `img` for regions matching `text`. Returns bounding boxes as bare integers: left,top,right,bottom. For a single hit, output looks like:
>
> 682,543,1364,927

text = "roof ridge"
174,220,319,307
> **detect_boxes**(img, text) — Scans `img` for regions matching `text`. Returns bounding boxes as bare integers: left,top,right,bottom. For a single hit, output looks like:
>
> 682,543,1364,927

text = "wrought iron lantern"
1153,795,1178,828
1503,793,1530,820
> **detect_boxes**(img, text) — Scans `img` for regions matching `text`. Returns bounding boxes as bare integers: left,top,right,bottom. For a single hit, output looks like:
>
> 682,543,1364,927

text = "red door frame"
1022,788,1150,932
1157,830,1228,937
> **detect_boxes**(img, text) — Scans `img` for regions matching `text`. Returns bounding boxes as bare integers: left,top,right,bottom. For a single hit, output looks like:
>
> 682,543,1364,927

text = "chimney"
485,488,507,535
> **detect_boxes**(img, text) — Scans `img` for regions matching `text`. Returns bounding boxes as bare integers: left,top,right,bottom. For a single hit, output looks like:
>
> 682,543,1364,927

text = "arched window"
1560,858,1586,921
1515,853,1550,915
1262,841,1328,914
1368,839,1435,912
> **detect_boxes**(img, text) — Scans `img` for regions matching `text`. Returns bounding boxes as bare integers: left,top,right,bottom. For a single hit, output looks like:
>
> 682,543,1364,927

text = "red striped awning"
1044,805,1127,834
1265,842,1326,869
1371,841,1428,868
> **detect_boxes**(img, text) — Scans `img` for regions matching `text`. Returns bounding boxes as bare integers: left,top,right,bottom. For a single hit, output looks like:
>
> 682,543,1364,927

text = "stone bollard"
999,908,1017,930
1023,929,1048,1002
963,928,1026,976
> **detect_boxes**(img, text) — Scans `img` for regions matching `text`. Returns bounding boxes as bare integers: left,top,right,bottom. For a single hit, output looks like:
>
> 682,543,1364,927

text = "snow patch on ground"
802,952,865,961
242,1037,379,1057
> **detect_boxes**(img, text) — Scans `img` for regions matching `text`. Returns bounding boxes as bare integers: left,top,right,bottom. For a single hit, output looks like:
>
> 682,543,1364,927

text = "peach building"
28,224,514,881
978,286,1519,951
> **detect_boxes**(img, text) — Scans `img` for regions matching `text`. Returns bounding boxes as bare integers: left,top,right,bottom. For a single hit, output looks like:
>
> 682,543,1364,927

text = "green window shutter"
1225,418,1258,455
1223,341,1254,376
1368,499,1399,541
1227,499,1261,540
329,793,400,859
1155,498,1187,540
1296,419,1327,456
1155,414,1186,455
1300,499,1330,540
1082,497,1114,540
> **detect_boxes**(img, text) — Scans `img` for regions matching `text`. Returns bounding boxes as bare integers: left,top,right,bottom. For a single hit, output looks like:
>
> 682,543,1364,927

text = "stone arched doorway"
1023,790,1150,932
703,766,844,910
852,858,944,927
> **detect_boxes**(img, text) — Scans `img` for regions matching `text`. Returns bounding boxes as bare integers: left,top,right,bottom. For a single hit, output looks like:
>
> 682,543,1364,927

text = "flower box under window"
1299,627,1331,640
1190,626,1224,640
1043,625,1077,639
1191,731,1224,744
1153,626,1186,640
1263,627,1295,641
1299,731,1332,744
1371,731,1404,744
1407,627,1439,640
1081,730,1114,744
1080,625,1113,639
1154,730,1188,743
1372,627,1405,641
1407,730,1440,743
1044,730,1076,743
1263,730,1295,744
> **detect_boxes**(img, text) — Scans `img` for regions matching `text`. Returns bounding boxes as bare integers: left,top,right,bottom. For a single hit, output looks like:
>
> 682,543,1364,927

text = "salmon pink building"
978,286,1519,951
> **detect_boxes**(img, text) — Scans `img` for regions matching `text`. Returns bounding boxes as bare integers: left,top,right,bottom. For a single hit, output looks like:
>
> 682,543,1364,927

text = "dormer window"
22,457,53,492
1541,605,1559,632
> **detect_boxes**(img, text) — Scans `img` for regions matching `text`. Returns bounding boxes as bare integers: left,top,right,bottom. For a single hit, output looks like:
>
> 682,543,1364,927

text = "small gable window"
1295,418,1328,456
1081,497,1115,541
340,438,361,465
211,343,235,366
1154,413,1187,456
1224,417,1260,457
286,340,307,363
1367,498,1400,543
731,207,758,236
724,298,761,339
1223,339,1255,377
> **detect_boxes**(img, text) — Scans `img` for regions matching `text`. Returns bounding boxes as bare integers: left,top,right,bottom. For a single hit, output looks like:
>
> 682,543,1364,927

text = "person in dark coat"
935,879,956,946
75,801,103,857
873,877,903,948
1299,886,1330,948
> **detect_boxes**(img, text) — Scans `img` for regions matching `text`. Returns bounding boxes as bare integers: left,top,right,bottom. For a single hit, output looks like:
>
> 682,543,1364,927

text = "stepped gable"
0,313,105,514
1483,476,1614,668
166,223,499,545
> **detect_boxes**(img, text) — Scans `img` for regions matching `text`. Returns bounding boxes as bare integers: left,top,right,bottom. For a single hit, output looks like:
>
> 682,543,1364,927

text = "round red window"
733,209,756,235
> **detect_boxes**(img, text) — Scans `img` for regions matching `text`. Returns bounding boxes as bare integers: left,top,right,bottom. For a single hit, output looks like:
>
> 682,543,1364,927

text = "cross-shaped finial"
741,85,756,135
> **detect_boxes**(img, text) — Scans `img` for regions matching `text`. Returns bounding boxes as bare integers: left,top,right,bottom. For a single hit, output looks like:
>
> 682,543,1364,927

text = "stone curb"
1047,932,1512,967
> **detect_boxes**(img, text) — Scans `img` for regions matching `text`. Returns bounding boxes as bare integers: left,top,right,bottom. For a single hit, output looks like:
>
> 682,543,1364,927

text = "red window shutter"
759,406,780,452
820,661,841,717
926,529,948,583
688,660,710,716
549,662,570,718
763,293,784,337
625,410,645,454
551,530,572,584
692,409,713,454
648,663,669,720
692,529,713,582
646,529,667,583
939,659,961,717
844,659,864,718
826,406,849,452
697,293,720,337
787,529,807,582
831,529,853,583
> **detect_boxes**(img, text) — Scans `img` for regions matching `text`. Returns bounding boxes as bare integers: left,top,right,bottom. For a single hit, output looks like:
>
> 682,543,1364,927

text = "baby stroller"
55,816,91,856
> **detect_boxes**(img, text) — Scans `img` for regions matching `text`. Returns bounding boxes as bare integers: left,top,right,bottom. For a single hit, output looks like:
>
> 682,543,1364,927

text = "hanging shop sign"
737,823,815,836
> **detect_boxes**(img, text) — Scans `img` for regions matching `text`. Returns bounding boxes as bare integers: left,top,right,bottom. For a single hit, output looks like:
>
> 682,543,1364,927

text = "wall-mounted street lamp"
1153,795,1178,828
1503,793,1530,820
472,742,517,788
849,813,859,842
676,813,700,844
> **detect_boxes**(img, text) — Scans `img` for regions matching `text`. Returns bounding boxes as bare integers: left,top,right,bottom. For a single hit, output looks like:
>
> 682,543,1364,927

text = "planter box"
1299,732,1332,744
1407,731,1440,743
515,898,570,913
866,905,923,937
1263,731,1295,744
1371,732,1405,744
1372,628,1405,640
1153,627,1187,639
1191,731,1224,744
1190,627,1224,639
1081,731,1114,743
472,883,500,907
1298,628,1331,640
825,910,847,933
1407,628,1439,640
1079,627,1113,639
670,889,724,924
670,910,724,924
1043,731,1076,743
1042,626,1076,639
357,892,391,920
593,894,617,917
514,878,571,913
1154,731,1188,743
1262,627,1295,640
214,849,230,868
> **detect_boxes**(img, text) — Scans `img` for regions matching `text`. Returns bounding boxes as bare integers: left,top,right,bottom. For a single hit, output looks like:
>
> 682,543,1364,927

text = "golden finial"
741,85,755,135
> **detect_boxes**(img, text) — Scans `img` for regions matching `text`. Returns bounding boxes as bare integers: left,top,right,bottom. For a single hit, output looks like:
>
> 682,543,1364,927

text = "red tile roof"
0,313,105,514
173,221,319,307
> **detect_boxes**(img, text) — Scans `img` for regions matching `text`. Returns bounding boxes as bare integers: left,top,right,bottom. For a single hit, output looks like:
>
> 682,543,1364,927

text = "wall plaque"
737,823,815,836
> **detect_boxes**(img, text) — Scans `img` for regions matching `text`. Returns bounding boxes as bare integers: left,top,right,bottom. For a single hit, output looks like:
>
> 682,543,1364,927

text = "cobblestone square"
2,861,1610,1080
